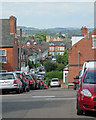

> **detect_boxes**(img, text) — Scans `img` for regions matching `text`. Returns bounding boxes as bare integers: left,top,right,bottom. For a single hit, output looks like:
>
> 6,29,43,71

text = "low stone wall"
61,83,68,89
61,83,73,89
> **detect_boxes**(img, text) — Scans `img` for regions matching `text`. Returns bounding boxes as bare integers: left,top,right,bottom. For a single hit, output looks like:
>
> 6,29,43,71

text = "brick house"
67,27,96,84
48,41,66,56
0,16,18,72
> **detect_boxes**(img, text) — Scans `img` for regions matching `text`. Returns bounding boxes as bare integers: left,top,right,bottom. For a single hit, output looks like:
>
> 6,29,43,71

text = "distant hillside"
17,26,93,37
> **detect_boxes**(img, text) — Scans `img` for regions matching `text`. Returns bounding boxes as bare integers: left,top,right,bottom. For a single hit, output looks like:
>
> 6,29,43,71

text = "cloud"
1,0,96,2
1,2,94,28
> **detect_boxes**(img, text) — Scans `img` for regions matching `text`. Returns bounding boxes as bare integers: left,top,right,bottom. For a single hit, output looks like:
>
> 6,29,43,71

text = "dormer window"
92,35,96,49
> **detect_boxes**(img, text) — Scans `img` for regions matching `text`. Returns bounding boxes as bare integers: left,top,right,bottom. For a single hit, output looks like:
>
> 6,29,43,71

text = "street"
1,88,96,119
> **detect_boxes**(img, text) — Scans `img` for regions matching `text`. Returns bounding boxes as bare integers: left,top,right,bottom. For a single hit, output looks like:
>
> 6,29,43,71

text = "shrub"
45,71,63,86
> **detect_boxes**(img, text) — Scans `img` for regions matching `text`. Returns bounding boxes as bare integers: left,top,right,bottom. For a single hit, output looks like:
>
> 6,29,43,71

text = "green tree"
44,60,57,72
56,54,62,64
34,32,46,42
25,60,34,69
62,49,68,66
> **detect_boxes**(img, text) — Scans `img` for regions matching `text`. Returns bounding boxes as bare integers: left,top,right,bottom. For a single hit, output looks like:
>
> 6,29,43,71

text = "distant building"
46,36,50,42
48,41,66,56
0,16,18,72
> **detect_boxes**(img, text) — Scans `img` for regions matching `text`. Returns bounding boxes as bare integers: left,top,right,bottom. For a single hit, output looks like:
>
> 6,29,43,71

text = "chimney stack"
81,26,87,36
9,16,17,34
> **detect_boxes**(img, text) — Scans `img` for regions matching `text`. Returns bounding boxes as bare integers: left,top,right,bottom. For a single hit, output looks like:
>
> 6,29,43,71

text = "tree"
44,60,57,72
62,49,68,66
34,32,46,42
25,60,34,69
56,54,62,64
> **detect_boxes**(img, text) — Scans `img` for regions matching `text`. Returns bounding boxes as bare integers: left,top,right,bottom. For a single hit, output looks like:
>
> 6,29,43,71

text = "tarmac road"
1,87,96,119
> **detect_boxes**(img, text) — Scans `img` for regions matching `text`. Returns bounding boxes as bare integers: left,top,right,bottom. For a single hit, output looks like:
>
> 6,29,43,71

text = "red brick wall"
68,30,96,83
1,16,18,72
1,48,14,71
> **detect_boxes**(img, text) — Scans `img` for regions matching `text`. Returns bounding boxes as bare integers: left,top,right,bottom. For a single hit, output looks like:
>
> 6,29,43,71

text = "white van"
80,61,96,79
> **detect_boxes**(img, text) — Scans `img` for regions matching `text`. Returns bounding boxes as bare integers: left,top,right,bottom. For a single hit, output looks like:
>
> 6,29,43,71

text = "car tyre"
27,86,30,92
77,99,83,115
16,88,21,94
73,84,77,90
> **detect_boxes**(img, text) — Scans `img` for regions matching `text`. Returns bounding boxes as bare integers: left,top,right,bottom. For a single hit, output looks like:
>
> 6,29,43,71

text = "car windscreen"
51,79,59,82
16,73,20,79
0,73,15,80
26,75,31,80
83,71,96,84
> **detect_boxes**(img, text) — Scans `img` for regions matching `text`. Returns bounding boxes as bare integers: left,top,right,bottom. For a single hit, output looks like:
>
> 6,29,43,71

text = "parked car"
15,71,30,92
34,68,39,74
0,72,23,94
37,72,45,80
50,78,60,87
36,78,41,89
30,74,37,89
76,61,96,115
30,69,35,74
41,80,48,89
73,69,82,90
30,74,40,89
25,74,35,89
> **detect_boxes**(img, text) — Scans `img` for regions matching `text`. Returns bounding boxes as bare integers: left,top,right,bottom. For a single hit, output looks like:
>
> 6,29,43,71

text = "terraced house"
48,41,66,56
0,16,18,72
67,27,96,85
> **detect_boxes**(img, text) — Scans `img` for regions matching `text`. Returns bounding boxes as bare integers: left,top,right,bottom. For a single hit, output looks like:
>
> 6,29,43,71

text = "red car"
77,68,96,115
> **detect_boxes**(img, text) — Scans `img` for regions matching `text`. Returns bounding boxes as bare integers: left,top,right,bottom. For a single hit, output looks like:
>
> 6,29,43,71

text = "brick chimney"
9,16,17,34
81,26,87,36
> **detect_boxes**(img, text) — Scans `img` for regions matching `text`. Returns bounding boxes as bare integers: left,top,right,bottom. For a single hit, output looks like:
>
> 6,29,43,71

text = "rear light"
20,73,23,80
30,80,33,83
14,80,17,84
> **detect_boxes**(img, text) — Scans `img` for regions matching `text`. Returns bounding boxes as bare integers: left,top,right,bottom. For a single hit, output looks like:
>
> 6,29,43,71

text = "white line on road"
46,97,76,101
32,96,55,98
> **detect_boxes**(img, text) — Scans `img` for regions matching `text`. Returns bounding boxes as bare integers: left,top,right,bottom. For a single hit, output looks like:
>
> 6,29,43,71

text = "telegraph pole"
19,28,22,70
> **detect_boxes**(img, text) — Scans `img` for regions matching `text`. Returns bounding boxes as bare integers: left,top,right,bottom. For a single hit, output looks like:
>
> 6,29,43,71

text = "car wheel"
20,87,23,93
85,111,90,115
24,86,27,92
27,86,30,92
77,98,83,115
16,88,21,94
73,84,77,90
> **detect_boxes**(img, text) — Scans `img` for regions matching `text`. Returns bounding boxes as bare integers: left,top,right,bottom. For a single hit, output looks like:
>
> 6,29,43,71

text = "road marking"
46,97,76,101
32,96,55,98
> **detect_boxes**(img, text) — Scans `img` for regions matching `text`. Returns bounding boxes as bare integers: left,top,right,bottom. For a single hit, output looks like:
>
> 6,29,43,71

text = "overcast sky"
1,2,94,29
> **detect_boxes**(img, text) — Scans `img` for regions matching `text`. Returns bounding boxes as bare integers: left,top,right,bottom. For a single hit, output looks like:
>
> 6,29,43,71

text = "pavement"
1,87,96,119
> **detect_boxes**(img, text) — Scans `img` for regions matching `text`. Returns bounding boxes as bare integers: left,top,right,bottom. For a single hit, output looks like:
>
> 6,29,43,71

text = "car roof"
14,71,23,73
52,78,59,80
0,72,14,74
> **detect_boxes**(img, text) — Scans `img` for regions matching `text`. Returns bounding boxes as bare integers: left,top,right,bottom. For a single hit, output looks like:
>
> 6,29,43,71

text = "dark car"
15,71,30,92
25,74,35,90
73,69,82,90
76,68,96,115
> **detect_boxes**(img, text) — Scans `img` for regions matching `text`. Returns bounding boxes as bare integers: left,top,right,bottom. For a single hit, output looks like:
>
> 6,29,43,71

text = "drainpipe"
78,51,80,73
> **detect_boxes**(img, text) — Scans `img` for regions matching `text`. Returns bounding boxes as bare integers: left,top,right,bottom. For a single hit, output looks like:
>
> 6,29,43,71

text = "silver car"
0,72,23,94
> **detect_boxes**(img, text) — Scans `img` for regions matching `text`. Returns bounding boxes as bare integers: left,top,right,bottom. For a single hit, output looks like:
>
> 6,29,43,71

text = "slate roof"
0,19,14,48
49,41,65,46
